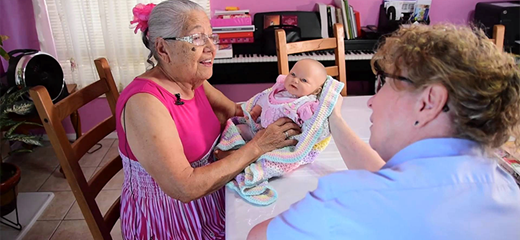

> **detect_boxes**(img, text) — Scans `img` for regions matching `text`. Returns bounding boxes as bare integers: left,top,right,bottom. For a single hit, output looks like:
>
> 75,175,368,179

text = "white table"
225,96,373,240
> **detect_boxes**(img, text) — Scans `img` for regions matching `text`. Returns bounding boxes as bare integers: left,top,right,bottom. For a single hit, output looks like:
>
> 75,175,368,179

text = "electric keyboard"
210,39,379,94
214,50,374,64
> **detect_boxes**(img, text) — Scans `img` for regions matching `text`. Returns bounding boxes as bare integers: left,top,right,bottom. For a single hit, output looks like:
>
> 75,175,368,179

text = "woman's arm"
203,81,242,125
123,94,299,202
329,97,385,171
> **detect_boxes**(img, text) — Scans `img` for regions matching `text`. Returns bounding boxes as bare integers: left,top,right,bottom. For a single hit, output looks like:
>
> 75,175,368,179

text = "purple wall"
0,0,40,72
61,98,113,136
211,0,496,27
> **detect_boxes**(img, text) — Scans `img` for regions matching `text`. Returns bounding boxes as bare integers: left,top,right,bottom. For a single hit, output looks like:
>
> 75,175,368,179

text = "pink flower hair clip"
130,3,156,34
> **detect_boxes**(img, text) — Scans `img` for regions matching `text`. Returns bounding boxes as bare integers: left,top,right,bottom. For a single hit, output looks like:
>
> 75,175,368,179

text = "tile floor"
4,138,123,240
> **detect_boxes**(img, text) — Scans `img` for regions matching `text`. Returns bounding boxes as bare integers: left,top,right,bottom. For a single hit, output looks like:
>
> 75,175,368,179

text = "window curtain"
44,0,158,90
42,0,210,90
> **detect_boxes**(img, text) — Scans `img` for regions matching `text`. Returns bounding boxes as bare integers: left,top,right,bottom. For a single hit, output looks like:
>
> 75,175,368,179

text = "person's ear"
154,38,171,64
413,83,449,127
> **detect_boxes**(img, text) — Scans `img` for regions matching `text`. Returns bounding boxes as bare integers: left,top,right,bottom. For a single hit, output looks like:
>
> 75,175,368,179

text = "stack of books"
211,9,254,59
211,9,254,44
317,1,361,40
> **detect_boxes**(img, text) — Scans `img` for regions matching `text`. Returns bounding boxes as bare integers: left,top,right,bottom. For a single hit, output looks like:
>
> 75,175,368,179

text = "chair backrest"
491,24,505,50
275,23,347,96
29,58,121,240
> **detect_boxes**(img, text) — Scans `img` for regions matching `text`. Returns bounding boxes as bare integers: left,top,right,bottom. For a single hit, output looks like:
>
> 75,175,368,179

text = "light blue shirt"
267,138,520,240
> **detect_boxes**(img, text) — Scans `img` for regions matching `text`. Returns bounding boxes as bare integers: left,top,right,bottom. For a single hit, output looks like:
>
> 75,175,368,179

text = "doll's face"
284,59,327,97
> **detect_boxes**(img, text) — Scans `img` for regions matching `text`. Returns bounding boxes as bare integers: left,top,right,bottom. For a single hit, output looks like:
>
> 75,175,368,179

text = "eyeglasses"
374,61,413,94
163,33,219,46
375,72,414,93
374,61,449,112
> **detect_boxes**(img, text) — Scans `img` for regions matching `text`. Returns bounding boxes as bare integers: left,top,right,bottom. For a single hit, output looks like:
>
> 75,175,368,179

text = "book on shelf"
335,8,344,26
217,31,254,39
354,10,361,37
212,25,255,33
210,17,252,27
219,37,254,44
334,0,350,39
494,142,520,185
348,5,357,39
214,9,250,16
316,3,329,38
215,44,233,59
327,5,337,37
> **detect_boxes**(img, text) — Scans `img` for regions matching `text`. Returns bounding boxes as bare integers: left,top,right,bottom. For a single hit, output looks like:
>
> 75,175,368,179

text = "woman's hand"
331,95,343,119
249,105,262,122
234,103,244,117
250,118,301,154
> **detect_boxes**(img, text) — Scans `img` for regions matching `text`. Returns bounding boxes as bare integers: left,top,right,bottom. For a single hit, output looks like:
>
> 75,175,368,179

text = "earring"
414,121,419,126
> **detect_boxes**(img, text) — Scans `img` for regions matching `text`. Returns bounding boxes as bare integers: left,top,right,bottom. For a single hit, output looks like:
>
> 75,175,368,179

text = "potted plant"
0,35,9,61
0,35,43,220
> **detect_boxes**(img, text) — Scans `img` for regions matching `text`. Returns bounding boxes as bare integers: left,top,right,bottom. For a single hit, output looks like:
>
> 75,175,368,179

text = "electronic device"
474,1,520,54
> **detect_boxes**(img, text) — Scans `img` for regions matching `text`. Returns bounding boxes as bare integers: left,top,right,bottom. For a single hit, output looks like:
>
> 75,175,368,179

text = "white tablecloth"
225,96,373,240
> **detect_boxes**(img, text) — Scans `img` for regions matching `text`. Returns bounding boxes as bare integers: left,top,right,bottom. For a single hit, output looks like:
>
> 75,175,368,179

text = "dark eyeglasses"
375,71,413,93
163,33,219,46
374,61,449,112
374,60,414,93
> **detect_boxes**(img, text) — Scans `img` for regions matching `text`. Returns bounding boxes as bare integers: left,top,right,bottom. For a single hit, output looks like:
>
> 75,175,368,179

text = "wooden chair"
275,23,347,96
491,24,505,50
29,58,121,240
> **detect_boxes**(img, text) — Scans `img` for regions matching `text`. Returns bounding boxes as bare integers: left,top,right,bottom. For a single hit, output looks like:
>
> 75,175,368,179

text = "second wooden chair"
29,58,121,240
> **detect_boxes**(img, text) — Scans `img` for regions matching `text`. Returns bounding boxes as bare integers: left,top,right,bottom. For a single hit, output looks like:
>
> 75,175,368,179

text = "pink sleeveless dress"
115,78,224,240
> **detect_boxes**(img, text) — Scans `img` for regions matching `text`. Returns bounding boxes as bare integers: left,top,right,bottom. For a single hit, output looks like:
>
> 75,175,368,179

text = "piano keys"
209,39,379,94
214,49,374,64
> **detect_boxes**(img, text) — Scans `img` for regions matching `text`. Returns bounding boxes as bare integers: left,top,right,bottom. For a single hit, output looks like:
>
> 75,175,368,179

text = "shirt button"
209,232,215,238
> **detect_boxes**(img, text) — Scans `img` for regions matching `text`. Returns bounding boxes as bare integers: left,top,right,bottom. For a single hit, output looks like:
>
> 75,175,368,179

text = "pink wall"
211,0,496,27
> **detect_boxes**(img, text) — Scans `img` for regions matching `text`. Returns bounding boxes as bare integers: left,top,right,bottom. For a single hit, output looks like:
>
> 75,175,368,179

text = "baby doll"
216,58,327,157
250,58,327,127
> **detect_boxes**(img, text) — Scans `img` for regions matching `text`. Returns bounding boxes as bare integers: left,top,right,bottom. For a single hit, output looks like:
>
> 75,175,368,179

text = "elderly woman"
117,0,299,239
248,24,520,239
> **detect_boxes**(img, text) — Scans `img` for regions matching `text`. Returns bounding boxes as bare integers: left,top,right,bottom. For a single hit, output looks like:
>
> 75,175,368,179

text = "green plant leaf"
0,47,9,61
6,121,25,136
5,121,37,136
0,35,8,45
3,101,35,115
0,87,30,113
3,134,43,146
0,118,20,128
8,148,33,155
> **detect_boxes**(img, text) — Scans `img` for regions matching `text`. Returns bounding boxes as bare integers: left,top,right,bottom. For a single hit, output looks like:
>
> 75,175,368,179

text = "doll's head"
284,59,327,97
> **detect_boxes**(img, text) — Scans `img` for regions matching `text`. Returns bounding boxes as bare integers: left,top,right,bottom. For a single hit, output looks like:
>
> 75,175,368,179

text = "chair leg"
70,110,82,141
59,166,66,178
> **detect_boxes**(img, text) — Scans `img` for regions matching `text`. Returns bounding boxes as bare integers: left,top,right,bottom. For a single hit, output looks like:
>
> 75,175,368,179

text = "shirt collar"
382,138,482,169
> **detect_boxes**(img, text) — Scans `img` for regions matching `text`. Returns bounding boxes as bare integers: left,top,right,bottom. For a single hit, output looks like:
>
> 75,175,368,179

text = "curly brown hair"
371,23,520,149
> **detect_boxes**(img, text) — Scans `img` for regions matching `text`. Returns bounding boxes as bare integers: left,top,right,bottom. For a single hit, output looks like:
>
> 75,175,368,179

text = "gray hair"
142,0,204,67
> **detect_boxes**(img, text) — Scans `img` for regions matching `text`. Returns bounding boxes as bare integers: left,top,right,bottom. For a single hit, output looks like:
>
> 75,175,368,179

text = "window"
44,0,210,89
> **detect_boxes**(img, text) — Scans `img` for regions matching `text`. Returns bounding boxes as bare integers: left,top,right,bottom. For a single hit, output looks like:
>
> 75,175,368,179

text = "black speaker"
6,49,69,103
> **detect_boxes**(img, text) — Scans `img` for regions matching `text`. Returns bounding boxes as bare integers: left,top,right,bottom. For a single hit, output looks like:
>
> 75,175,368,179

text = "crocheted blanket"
216,76,344,206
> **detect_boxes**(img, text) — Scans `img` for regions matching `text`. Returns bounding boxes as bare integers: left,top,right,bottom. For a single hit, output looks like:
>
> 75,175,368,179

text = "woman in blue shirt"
248,23,520,240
